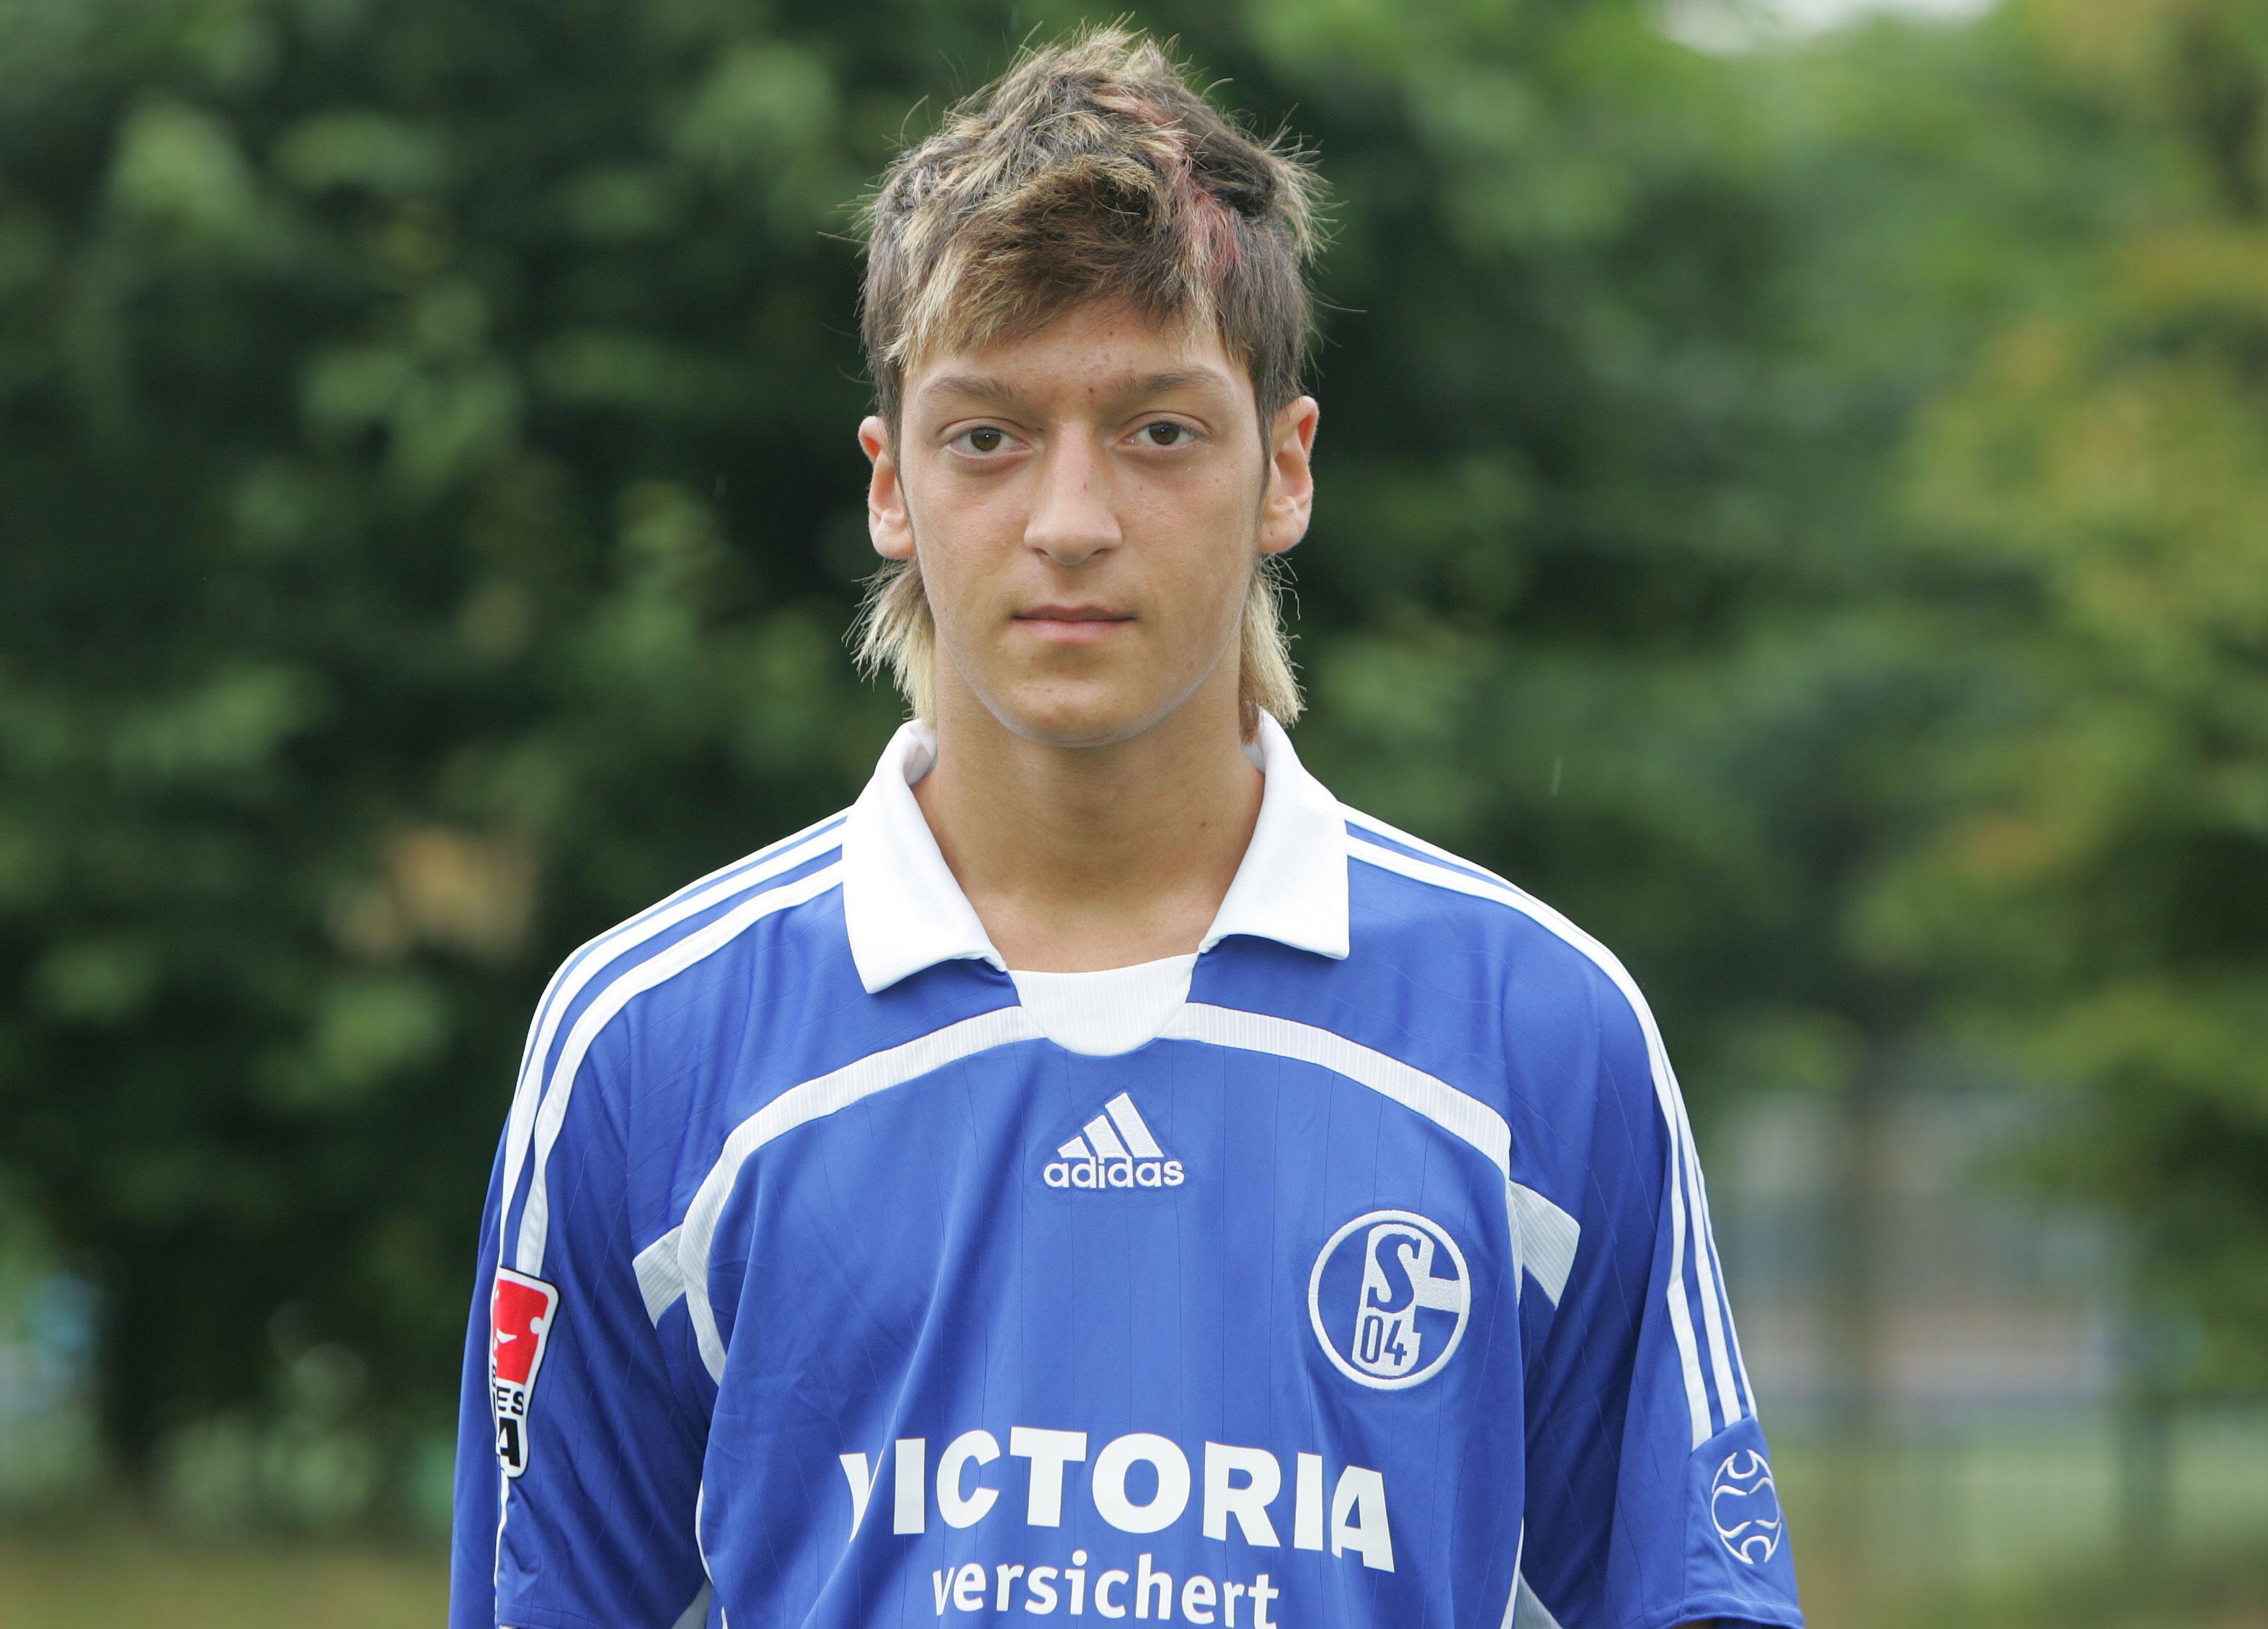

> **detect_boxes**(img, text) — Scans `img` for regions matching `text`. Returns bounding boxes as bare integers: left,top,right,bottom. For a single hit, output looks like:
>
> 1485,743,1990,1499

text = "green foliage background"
0,0,2262,1517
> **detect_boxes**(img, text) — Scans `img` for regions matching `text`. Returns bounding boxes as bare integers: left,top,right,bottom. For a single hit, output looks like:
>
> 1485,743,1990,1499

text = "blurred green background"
3,0,2265,1623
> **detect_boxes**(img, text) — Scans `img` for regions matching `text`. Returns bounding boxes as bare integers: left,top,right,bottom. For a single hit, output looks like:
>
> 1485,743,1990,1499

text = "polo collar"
840,711,1351,995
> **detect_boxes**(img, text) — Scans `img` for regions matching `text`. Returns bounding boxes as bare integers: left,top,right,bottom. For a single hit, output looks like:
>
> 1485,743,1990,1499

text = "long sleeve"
1516,980,1802,1629
448,976,710,1629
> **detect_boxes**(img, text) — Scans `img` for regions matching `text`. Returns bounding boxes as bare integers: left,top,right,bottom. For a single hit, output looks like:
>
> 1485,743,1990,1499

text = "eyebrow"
917,368,1237,411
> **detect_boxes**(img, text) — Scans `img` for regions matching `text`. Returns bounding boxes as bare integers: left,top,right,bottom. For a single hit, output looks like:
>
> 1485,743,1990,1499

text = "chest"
696,1039,1520,1429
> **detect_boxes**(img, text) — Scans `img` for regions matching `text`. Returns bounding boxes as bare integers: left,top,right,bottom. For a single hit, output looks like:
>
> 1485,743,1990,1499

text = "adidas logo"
1044,1092,1186,1191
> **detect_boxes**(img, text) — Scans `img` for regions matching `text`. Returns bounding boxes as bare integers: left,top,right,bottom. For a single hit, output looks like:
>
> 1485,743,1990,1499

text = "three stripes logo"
1043,1092,1186,1191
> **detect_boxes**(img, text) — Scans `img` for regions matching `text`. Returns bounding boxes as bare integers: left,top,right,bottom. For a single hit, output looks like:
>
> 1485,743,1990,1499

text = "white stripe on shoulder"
1343,807,1517,887
1676,1081,1744,1425
510,808,845,1099
1345,823,1731,1446
1162,1004,1580,1306
512,861,844,1277
1685,1086,1757,1416
498,812,844,1249
667,1006,1043,1379
496,812,845,1280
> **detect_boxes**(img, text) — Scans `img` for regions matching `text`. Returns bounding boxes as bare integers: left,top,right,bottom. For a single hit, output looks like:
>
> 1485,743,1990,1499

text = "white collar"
840,710,1351,995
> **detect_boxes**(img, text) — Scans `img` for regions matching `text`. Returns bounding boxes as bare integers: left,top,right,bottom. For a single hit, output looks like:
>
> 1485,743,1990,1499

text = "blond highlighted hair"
850,26,1324,735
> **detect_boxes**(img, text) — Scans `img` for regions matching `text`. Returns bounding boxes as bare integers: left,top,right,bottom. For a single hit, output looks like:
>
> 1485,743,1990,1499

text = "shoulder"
492,808,855,1273
1337,801,1666,1080
522,806,853,1093
1333,803,1687,1233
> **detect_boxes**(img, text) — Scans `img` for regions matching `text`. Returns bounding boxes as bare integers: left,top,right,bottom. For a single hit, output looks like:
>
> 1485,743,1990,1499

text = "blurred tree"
1875,0,2268,1391
0,0,904,1486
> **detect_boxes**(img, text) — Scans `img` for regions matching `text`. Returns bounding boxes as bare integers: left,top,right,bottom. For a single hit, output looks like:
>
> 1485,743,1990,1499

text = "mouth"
1013,605,1135,644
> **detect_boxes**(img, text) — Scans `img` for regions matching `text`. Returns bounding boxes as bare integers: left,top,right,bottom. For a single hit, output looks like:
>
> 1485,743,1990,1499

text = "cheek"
916,551,990,657
1149,525,1260,659
904,482,1007,621
1171,474,1263,587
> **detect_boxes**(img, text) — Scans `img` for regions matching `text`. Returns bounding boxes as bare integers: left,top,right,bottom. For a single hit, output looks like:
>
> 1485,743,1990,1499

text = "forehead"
904,300,1250,412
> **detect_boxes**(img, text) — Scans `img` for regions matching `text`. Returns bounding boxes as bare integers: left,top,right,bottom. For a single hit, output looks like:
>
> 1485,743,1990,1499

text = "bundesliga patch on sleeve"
489,1266,559,1478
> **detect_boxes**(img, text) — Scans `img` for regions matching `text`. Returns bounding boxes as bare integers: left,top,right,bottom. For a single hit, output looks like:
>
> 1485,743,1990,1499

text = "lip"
1013,604,1135,644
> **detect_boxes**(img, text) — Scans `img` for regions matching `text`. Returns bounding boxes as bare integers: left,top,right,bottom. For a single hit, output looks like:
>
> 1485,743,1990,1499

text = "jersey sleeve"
448,1000,711,1629
1516,975,1803,1629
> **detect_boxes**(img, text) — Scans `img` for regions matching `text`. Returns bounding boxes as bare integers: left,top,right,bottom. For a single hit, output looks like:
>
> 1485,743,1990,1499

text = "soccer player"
451,27,1803,1629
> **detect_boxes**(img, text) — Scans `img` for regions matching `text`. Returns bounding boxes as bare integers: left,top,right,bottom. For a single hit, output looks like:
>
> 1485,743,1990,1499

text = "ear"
859,414,916,562
1258,395,1319,557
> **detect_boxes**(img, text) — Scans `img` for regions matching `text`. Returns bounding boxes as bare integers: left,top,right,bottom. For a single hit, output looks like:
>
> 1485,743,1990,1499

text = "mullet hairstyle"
850,25,1325,736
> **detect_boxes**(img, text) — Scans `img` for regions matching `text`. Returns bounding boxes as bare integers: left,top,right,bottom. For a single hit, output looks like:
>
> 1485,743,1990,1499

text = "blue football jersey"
450,714,1803,1629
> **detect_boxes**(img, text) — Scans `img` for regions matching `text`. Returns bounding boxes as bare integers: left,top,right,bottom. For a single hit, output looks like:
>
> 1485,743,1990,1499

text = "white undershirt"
1006,953,1199,1056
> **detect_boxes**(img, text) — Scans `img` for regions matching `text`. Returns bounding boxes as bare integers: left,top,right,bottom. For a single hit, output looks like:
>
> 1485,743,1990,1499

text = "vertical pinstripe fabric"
1343,815,1743,1450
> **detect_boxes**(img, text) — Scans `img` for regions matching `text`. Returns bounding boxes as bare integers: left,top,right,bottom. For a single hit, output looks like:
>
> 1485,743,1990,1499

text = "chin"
984,682,1167,750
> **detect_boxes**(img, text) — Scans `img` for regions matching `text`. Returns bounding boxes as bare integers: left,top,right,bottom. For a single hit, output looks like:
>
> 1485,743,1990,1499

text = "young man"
451,28,1802,1629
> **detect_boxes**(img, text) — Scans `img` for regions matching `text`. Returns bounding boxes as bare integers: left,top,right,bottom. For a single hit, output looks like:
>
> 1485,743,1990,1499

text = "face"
860,301,1318,749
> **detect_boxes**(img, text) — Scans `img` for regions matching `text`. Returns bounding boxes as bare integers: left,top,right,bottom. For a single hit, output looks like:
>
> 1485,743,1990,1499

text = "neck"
912,680,1264,974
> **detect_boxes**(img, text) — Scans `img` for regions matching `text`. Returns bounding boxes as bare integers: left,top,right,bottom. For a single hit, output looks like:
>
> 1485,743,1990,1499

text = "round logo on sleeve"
1307,1209,1471,1390
1710,1450,1785,1564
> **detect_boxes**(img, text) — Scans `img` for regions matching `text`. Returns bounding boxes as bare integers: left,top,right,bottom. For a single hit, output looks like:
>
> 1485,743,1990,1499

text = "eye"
1134,421,1198,449
949,425,1018,456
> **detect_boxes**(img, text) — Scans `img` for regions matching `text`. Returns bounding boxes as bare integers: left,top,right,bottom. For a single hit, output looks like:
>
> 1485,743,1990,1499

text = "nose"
1023,435,1121,567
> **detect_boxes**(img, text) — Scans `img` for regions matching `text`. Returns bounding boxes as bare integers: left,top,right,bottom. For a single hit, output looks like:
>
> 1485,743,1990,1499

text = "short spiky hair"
852,26,1325,734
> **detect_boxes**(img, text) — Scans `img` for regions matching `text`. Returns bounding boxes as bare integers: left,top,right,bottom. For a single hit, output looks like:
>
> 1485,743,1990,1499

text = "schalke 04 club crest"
1307,1209,1472,1390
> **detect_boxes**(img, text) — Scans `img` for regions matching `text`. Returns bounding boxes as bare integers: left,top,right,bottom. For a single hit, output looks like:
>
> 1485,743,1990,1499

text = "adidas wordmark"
1044,1093,1186,1191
